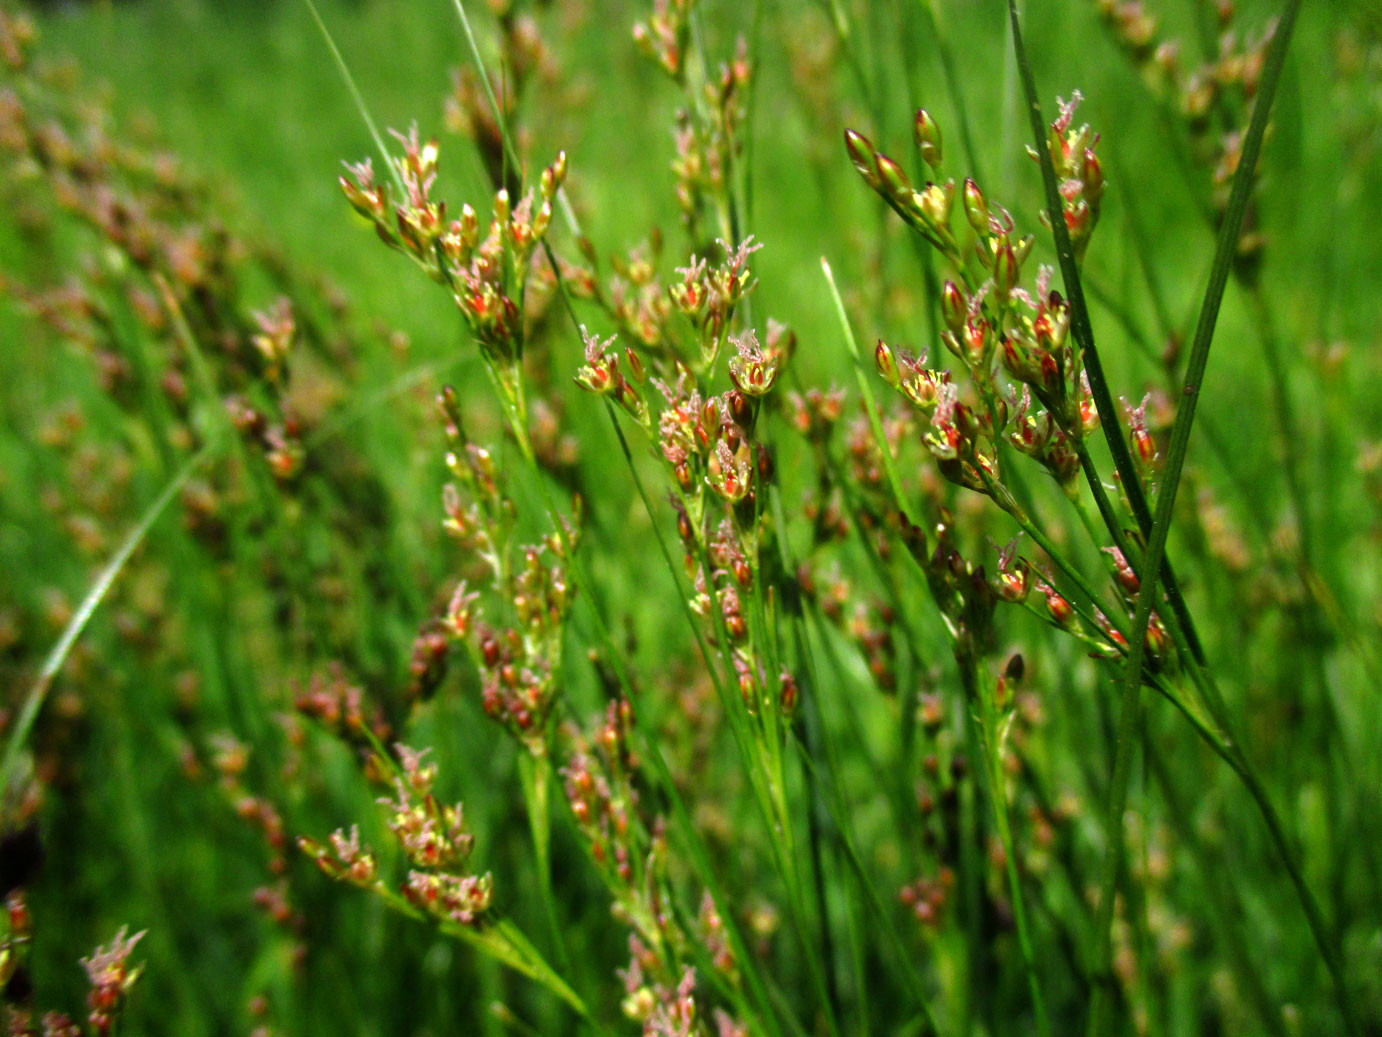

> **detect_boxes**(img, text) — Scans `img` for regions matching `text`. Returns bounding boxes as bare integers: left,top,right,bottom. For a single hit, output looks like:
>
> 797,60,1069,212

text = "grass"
2,0,1381,1033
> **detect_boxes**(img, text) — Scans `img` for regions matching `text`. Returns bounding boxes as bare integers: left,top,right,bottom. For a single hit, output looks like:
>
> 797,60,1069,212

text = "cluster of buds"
1028,92,1104,261
785,386,845,445
447,534,574,747
226,394,305,483
786,389,856,545
293,665,392,749
848,600,897,693
632,0,696,80
562,700,648,892
845,124,960,262
668,237,763,370
561,705,736,1022
576,325,651,425
1007,385,1081,495
436,385,576,753
927,520,998,662
439,386,510,548
3,892,148,1037
899,869,956,931
302,824,378,889
621,949,745,1037
1094,546,1176,672
959,179,1037,305
1,890,34,1026
876,340,1003,501
644,967,699,1037
0,15,367,508
443,6,554,198
341,130,566,373
799,564,898,692
936,278,999,381
653,379,772,537
302,747,493,930
578,237,771,425
847,105,1113,514
405,617,451,702
383,747,471,856
445,65,519,197
666,37,751,235
250,297,295,385
199,731,309,949
1000,267,1087,428
607,238,674,347
843,404,916,530
471,614,563,750
81,927,147,1036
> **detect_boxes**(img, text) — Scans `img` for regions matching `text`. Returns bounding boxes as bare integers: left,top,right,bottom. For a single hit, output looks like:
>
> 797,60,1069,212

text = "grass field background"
2,0,1381,1033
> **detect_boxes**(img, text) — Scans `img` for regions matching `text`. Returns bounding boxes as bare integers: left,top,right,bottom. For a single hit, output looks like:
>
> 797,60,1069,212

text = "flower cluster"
81,927,147,1036
560,701,745,1035
636,0,751,239
293,665,392,748
876,339,1003,499
851,104,1112,517
1029,92,1105,261
845,128,962,262
573,233,794,718
562,700,662,924
633,0,696,80
341,130,566,377
436,387,576,754
1,888,147,1037
300,744,493,930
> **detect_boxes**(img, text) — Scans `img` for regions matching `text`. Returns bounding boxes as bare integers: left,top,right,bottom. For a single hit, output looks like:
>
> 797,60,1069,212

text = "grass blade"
302,0,406,198
1,444,213,798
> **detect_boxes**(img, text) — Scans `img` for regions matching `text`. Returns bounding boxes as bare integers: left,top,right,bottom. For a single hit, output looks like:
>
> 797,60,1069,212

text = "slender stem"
1143,743,1288,1037
516,752,574,980
0,445,213,795
961,657,1049,1036
821,257,918,534
302,0,405,197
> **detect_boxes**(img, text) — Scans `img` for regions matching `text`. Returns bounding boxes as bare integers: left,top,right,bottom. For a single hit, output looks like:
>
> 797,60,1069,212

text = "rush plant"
3,1,1380,1035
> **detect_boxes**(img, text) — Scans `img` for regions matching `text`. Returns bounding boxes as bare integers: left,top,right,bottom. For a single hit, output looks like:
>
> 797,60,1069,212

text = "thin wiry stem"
302,0,405,198
0,444,213,794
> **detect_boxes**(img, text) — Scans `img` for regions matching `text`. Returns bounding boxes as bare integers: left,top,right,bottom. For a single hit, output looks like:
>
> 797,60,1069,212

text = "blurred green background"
2,0,1380,1032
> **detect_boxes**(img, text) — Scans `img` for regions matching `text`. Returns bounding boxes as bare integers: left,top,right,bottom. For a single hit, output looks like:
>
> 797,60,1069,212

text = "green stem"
0,445,213,796
821,257,918,535
516,752,574,980
1144,742,1289,1037
302,0,405,197
961,656,1049,1036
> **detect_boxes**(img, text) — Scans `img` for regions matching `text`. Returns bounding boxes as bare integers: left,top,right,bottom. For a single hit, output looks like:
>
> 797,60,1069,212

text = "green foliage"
2,0,1381,1034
